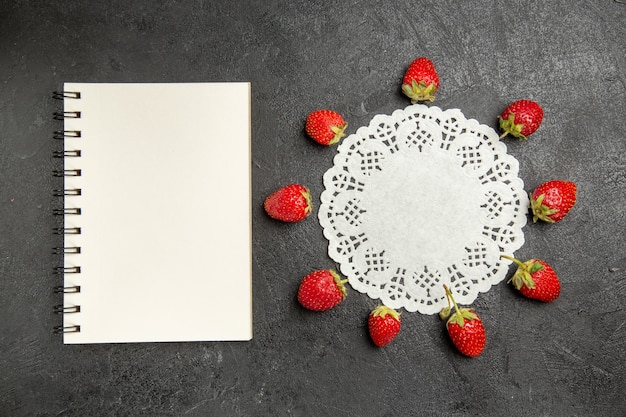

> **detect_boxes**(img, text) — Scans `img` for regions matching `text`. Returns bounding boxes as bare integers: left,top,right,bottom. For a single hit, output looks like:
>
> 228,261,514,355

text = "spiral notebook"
53,82,252,344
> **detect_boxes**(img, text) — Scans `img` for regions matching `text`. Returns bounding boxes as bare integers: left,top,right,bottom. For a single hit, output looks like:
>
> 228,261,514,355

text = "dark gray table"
1,1,624,416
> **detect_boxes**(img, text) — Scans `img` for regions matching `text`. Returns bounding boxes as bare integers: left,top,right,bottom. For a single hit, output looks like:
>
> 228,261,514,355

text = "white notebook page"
60,82,252,343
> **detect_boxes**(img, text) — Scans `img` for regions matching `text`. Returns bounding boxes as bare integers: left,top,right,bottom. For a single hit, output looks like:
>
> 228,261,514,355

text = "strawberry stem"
443,285,477,327
439,288,452,320
443,284,464,326
500,254,525,268
500,255,543,290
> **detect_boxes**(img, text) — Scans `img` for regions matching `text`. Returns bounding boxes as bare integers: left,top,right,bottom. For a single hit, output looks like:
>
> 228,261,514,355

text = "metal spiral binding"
53,111,81,120
53,188,82,197
54,266,81,274
53,91,81,99
53,208,81,215
53,227,81,235
52,247,81,255
53,325,80,334
54,305,81,314
54,285,81,293
53,150,81,158
52,169,81,177
53,90,83,335
53,130,81,139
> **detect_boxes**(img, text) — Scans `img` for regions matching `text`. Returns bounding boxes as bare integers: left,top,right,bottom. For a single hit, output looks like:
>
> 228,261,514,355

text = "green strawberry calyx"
501,255,544,290
329,269,349,298
329,123,348,145
498,113,527,140
441,285,477,328
530,192,557,223
300,188,313,216
371,305,401,320
402,80,437,104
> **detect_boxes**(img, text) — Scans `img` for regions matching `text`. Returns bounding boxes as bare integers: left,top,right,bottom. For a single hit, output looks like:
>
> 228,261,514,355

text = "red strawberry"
501,255,561,302
401,57,439,103
264,184,312,222
530,180,577,223
440,285,486,357
297,269,347,311
368,305,401,347
498,99,544,140
305,109,347,146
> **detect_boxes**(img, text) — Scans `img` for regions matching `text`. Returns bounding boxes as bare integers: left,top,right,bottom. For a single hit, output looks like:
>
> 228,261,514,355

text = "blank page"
60,82,252,343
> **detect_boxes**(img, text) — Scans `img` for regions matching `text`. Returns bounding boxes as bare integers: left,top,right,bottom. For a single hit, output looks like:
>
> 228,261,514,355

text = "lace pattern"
319,104,528,314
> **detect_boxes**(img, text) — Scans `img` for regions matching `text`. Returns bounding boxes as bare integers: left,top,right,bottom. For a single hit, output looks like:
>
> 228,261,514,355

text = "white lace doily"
319,104,528,314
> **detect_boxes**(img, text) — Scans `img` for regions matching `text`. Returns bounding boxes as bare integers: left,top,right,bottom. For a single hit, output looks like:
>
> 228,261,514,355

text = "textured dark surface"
1,1,625,416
